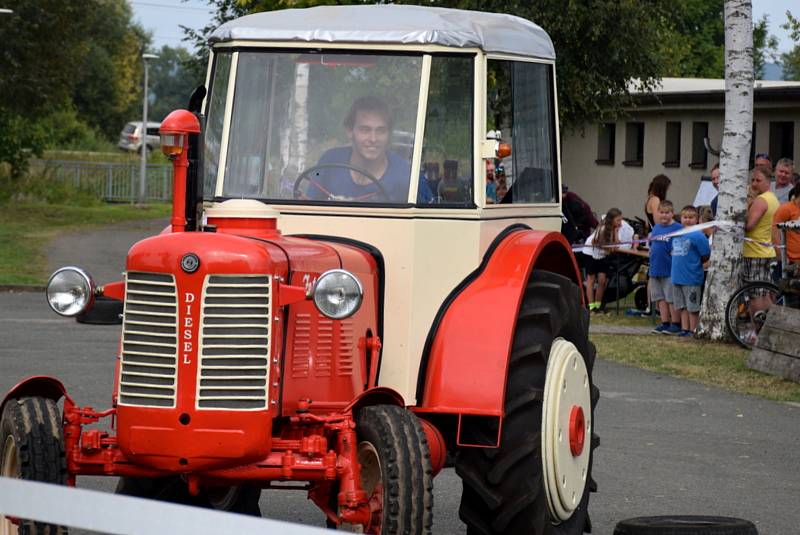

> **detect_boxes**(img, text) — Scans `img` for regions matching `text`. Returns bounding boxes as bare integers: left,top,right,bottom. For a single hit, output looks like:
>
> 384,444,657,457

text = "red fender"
416,227,581,417
1,376,72,415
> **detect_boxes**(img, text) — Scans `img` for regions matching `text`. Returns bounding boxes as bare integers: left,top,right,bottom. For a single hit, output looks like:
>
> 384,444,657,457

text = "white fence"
31,160,173,203
0,477,327,535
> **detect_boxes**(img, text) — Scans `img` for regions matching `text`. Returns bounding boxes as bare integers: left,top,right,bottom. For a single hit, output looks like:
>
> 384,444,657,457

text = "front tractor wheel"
340,405,432,534
1,397,68,535
456,269,599,535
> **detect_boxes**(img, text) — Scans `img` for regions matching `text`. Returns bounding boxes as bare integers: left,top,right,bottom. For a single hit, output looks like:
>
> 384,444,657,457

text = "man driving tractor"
308,96,433,203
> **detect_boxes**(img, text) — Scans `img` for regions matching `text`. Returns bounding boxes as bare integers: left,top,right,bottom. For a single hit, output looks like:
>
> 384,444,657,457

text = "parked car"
118,121,161,153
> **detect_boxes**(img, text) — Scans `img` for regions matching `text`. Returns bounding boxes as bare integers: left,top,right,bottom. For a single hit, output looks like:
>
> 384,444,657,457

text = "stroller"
601,252,649,311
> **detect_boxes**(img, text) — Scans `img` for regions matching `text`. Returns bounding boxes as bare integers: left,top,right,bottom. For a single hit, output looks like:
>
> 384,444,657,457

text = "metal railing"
31,159,173,202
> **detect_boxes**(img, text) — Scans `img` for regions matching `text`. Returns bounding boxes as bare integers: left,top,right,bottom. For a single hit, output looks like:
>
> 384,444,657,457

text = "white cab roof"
209,5,555,60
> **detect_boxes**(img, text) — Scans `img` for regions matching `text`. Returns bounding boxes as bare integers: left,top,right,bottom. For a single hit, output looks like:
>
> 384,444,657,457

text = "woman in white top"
583,208,623,312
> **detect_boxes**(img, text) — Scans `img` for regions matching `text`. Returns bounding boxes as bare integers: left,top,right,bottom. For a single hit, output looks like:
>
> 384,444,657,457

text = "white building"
561,78,800,219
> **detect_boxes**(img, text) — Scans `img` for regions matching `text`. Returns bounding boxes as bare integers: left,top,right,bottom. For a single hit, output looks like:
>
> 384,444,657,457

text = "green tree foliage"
189,0,670,131
659,0,725,78
72,1,148,139
753,16,779,79
0,1,84,174
781,11,800,81
148,46,205,122
0,0,147,175
658,1,776,79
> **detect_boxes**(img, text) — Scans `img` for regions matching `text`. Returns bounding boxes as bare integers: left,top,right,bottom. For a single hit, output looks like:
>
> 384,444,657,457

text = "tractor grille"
197,275,272,410
119,272,178,408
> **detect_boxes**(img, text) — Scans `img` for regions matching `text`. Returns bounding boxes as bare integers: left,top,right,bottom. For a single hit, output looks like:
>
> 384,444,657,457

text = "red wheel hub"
568,405,585,456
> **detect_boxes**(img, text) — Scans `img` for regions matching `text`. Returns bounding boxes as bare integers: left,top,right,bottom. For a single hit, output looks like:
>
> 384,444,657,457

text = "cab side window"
487,60,558,204
420,55,474,206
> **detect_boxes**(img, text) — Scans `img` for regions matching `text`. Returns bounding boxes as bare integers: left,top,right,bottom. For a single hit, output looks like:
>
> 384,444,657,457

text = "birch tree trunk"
697,0,753,339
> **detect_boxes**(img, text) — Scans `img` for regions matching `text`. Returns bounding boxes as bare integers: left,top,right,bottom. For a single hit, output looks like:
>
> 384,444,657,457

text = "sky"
129,0,215,51
130,0,798,54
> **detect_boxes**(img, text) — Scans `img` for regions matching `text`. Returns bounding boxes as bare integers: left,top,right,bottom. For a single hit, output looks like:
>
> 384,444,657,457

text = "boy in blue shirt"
649,200,683,334
671,205,711,337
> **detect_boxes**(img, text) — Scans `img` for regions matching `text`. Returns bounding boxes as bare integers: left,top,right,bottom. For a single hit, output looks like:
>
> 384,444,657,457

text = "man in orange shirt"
772,184,800,265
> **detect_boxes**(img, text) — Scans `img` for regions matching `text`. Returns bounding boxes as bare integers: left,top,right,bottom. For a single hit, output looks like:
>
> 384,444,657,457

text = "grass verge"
0,202,170,285
591,333,800,402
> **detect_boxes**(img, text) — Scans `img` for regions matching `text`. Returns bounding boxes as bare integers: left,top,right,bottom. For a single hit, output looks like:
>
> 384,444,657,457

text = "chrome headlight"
312,269,363,320
46,267,96,317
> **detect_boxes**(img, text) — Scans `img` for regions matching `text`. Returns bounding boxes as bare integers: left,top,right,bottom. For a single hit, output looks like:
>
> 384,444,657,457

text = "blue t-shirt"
310,146,432,203
671,231,711,286
648,222,683,277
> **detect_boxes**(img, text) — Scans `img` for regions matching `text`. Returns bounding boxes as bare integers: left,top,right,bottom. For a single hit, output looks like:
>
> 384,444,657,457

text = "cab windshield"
205,50,477,207
204,50,427,205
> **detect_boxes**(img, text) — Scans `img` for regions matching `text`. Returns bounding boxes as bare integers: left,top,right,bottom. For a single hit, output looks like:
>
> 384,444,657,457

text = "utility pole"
139,53,159,205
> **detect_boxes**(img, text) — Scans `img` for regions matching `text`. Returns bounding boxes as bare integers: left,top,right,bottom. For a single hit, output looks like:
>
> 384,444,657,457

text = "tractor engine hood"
115,225,342,472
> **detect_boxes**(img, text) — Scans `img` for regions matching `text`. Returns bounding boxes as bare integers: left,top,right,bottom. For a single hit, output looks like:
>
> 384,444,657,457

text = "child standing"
671,205,711,337
648,200,683,334
583,208,623,312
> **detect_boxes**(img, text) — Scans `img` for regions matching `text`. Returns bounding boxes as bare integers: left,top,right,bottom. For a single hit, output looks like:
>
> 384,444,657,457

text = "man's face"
711,168,720,189
658,208,674,226
775,164,793,187
681,211,698,226
486,160,496,181
750,170,770,194
347,110,389,163
755,157,772,173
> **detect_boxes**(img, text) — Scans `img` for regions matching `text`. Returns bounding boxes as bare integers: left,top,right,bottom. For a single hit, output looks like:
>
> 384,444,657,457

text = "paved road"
1,292,798,534
46,218,168,284
1,220,797,533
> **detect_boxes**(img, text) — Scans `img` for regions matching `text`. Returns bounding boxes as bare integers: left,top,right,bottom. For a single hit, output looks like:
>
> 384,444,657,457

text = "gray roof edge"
209,5,555,59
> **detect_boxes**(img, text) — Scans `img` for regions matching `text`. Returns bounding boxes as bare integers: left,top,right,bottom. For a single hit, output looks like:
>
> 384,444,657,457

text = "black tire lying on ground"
614,515,758,535
456,269,599,534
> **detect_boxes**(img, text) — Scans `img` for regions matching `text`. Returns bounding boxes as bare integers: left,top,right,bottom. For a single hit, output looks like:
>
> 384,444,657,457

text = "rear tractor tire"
1,397,68,535
339,405,432,534
456,269,599,534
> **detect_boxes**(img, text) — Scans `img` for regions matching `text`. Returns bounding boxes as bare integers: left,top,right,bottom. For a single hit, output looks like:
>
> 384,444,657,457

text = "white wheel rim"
541,338,591,522
1,435,20,535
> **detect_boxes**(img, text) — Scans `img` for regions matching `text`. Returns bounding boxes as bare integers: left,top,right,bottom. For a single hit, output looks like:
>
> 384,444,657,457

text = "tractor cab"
202,5,564,402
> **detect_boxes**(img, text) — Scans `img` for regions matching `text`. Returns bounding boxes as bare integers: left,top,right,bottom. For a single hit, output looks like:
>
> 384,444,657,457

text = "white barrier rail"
0,477,328,535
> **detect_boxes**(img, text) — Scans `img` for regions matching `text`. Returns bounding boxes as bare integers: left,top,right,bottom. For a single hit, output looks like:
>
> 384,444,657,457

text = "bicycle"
725,221,800,348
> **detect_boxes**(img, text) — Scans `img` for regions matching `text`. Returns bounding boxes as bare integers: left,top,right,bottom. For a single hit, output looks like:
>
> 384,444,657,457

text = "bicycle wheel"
725,282,783,348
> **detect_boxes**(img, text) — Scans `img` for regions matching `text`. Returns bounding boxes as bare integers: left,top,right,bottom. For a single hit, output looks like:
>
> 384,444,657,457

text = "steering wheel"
293,163,390,202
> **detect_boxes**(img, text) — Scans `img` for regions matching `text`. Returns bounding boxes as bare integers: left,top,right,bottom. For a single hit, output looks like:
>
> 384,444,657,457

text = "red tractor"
1,5,598,534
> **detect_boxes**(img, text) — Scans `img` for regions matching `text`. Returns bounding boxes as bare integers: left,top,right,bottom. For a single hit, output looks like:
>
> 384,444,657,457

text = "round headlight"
312,269,363,320
46,267,96,317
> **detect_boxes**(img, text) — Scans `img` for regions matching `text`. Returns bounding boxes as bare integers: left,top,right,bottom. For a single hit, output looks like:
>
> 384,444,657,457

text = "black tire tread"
456,269,599,535
355,405,433,535
1,397,68,535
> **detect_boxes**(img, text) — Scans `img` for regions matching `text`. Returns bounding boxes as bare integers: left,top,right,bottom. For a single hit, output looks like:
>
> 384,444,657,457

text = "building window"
663,121,681,168
623,122,644,166
596,123,615,165
749,122,757,167
690,122,709,169
769,121,795,161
